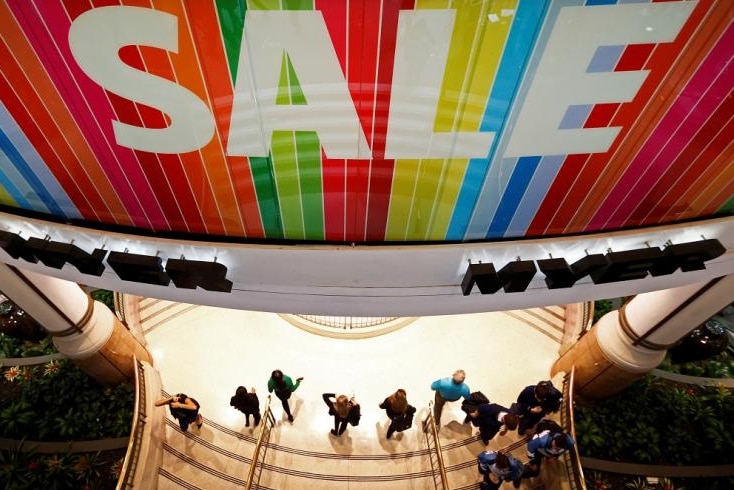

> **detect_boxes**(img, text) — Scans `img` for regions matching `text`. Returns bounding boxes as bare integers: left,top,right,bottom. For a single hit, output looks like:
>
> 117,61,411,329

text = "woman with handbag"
267,369,303,423
379,389,416,439
323,392,360,437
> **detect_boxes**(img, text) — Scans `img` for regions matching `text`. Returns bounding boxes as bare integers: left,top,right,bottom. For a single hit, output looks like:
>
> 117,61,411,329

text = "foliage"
658,352,734,379
625,478,654,490
90,289,116,312
586,471,612,490
0,358,133,441
576,376,734,465
0,446,123,490
593,299,615,323
0,333,57,358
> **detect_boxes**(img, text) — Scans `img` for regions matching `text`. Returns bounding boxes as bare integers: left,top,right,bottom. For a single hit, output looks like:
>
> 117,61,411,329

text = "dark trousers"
241,410,262,427
276,392,292,417
479,426,500,445
333,416,348,435
386,419,398,438
518,412,543,435
434,391,458,425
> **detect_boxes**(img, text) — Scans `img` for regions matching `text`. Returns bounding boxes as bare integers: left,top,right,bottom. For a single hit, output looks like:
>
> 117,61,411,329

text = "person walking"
379,389,416,439
430,369,470,426
525,428,575,477
267,369,303,423
477,450,523,490
466,403,519,445
323,393,360,437
229,386,261,427
515,380,561,435
155,393,202,432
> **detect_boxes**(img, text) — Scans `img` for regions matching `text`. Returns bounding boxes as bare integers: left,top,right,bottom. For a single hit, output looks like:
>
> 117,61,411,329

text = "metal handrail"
244,395,276,490
423,401,449,490
113,291,127,324
578,301,593,340
116,357,146,489
561,366,587,490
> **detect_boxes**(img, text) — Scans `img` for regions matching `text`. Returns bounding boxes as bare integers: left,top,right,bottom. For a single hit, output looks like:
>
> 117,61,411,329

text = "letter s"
69,6,215,153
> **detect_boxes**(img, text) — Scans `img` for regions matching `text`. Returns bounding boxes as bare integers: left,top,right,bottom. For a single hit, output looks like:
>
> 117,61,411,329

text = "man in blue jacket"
525,428,575,476
466,403,519,445
430,369,470,426
477,450,523,489
515,380,562,435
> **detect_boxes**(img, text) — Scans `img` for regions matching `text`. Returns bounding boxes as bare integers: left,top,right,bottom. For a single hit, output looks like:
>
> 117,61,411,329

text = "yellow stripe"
385,159,420,240
0,183,16,207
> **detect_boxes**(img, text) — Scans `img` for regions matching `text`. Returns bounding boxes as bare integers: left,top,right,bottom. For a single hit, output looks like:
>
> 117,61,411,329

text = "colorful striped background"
0,0,731,242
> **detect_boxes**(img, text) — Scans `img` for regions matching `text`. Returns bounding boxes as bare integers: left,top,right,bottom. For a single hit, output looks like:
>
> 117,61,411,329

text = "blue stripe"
586,0,617,5
0,148,33,209
446,0,549,240
485,156,542,238
0,125,68,218
505,154,566,236
463,0,585,240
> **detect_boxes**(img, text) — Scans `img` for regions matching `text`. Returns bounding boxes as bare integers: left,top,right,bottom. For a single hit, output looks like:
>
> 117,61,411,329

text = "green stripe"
716,195,734,215
271,131,305,239
296,131,324,240
215,0,246,83
249,157,283,238
248,0,313,9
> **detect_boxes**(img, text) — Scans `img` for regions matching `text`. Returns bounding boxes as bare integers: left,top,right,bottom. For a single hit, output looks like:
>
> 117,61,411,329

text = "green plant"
90,289,115,312
626,478,654,489
593,299,615,323
586,471,612,490
660,477,685,490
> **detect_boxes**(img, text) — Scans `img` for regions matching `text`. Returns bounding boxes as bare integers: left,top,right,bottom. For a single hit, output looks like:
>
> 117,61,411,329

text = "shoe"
288,414,294,423
245,421,250,428
196,422,203,429
386,432,394,439
330,429,338,436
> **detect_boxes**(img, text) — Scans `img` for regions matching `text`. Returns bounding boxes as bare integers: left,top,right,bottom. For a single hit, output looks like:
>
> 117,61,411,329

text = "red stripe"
322,153,346,241
526,154,590,236
365,0,412,241
584,103,619,129
614,43,655,72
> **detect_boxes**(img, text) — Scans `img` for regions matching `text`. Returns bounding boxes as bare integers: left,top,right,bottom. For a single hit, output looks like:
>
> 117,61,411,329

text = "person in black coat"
515,381,561,435
230,386,261,427
466,403,519,445
379,389,416,439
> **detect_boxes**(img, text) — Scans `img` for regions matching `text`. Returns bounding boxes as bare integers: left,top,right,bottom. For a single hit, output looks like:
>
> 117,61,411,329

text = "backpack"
461,391,490,414
348,404,361,426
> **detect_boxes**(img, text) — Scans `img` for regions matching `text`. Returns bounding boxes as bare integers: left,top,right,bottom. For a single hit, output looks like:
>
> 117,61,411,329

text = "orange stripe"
565,0,727,231
0,1,132,225
183,0,264,237
151,0,243,236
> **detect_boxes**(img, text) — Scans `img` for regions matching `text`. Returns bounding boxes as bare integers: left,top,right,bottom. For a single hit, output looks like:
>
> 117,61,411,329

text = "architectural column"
553,274,734,398
0,263,151,384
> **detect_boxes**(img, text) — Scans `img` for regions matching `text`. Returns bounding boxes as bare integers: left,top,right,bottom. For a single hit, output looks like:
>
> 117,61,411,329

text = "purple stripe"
586,45,624,73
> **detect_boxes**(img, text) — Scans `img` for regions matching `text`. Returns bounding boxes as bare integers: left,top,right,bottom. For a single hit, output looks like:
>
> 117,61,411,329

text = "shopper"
429,369,470,426
515,380,561,435
379,389,416,439
477,450,523,490
323,393,360,437
155,393,202,432
229,386,261,427
466,403,519,445
525,429,575,476
267,369,303,422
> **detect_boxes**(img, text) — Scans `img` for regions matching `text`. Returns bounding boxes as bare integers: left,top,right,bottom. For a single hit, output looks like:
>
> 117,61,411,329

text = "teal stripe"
296,131,324,240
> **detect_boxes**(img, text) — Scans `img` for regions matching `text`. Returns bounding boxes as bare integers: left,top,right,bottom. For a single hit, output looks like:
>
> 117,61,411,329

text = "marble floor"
145,304,565,489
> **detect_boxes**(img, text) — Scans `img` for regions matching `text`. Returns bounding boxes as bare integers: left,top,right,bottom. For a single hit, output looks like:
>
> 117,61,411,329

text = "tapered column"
0,263,151,384
553,274,734,398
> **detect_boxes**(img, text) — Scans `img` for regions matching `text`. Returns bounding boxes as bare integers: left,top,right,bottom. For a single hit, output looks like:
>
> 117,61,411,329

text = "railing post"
117,357,146,489
245,395,277,490
423,401,449,490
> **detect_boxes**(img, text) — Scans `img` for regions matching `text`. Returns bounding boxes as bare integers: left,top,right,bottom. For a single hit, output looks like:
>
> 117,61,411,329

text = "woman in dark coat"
230,386,261,427
379,389,416,439
323,393,359,437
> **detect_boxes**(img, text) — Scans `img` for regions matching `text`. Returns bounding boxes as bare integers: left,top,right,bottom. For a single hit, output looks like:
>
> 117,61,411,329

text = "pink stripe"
9,1,166,229
590,23,734,228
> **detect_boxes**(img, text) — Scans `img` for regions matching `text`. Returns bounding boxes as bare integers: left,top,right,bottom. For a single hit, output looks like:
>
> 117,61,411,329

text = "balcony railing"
423,401,449,490
560,366,586,490
116,357,146,489
244,395,277,490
